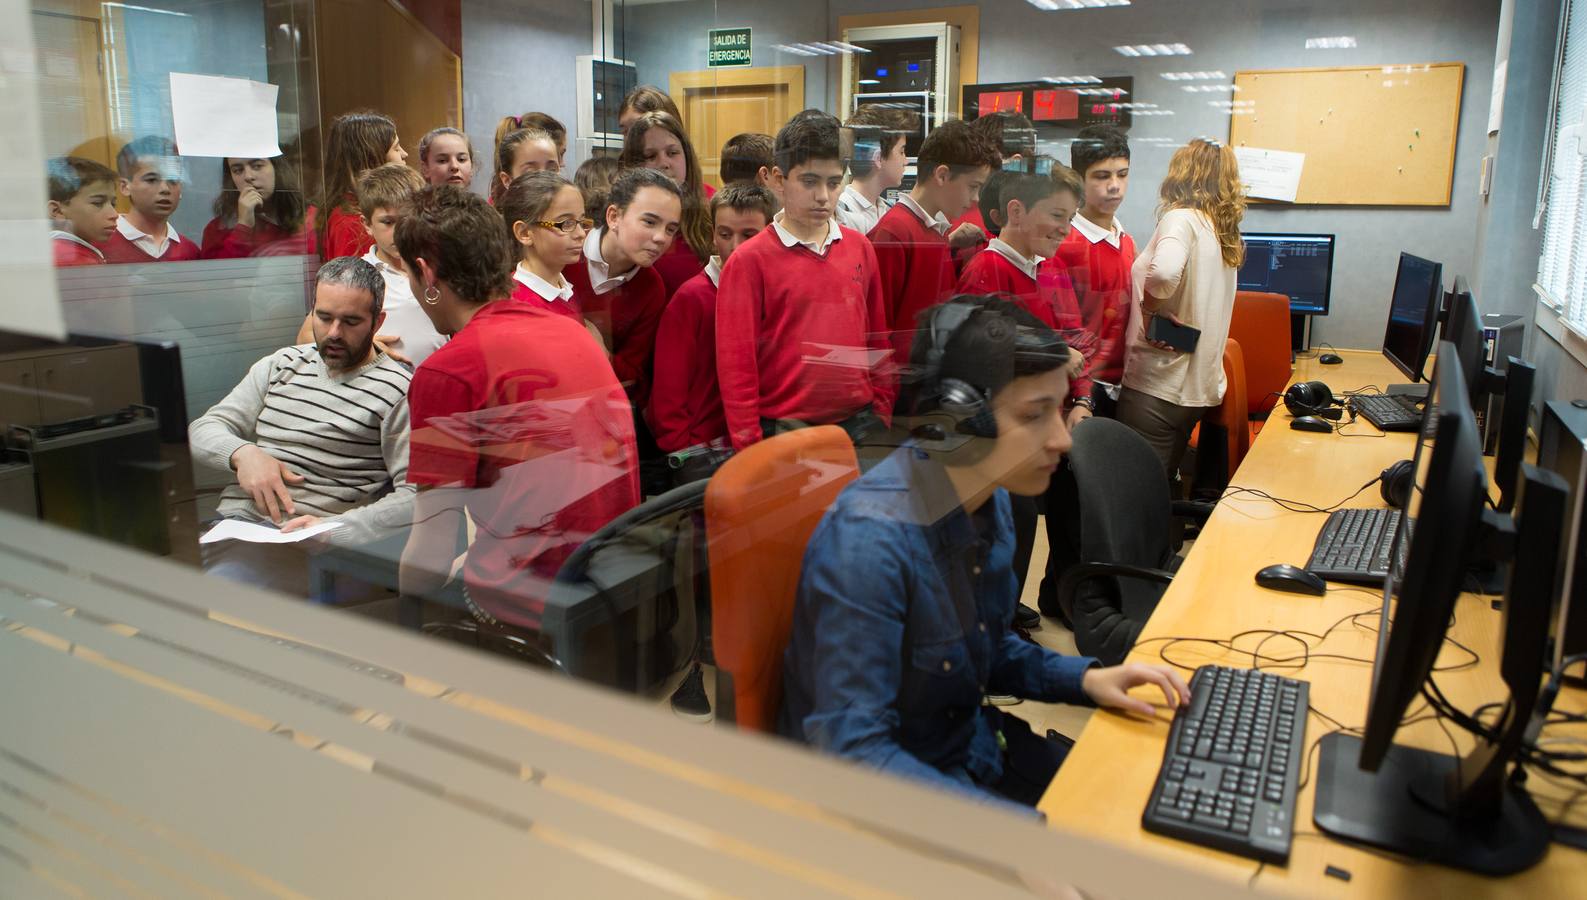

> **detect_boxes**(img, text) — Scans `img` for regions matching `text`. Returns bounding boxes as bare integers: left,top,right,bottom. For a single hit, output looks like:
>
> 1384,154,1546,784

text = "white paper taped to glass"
169,73,282,159
1234,147,1306,203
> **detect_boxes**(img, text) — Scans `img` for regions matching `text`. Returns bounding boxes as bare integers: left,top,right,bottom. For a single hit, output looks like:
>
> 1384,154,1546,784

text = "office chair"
1231,291,1294,426
706,426,859,731
1191,338,1253,494
1056,418,1212,666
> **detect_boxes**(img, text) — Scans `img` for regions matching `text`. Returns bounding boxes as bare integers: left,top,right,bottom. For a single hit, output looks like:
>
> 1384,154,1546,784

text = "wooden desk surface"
1039,350,1587,895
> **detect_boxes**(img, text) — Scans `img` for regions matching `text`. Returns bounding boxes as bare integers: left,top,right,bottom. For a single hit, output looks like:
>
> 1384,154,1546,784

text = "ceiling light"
1027,0,1131,8
1182,84,1240,93
1306,36,1357,50
1115,43,1191,57
1042,75,1104,85
1161,70,1227,81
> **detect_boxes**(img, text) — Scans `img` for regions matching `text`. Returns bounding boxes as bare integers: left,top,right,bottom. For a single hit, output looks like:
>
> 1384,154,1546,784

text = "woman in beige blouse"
1117,139,1246,482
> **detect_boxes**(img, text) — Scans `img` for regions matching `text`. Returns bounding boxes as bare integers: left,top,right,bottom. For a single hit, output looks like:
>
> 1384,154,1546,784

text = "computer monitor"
1380,252,1444,382
1312,342,1559,874
1237,232,1335,315
1442,283,1488,408
1492,358,1536,515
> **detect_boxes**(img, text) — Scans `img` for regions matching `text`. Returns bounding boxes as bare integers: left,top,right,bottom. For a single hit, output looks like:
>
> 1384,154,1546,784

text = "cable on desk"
1221,474,1385,514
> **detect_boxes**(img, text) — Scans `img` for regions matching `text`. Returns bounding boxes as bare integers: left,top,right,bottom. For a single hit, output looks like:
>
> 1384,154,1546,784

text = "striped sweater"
190,344,414,543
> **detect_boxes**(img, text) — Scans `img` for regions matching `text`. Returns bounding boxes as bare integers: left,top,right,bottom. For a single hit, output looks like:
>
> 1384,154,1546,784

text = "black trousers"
987,714,1073,807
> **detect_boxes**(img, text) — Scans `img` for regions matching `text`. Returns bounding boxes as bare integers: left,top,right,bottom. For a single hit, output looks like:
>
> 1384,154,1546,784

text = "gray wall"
461,0,590,194
611,0,1503,349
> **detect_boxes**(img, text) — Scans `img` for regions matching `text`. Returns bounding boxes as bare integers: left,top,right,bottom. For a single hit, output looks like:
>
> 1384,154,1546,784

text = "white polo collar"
50,230,105,259
117,215,182,247
771,211,843,255
515,263,576,303
987,238,1044,280
897,193,952,235
583,228,640,293
839,183,877,212
361,248,401,276
1071,212,1126,249
705,255,723,288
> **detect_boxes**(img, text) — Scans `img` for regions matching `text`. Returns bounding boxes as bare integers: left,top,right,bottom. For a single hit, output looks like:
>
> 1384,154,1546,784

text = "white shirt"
835,184,888,235
514,262,576,303
896,194,952,235
115,215,184,258
1122,209,1237,409
987,238,1044,280
1071,211,1127,250
771,211,843,256
705,255,723,288
49,230,104,260
361,249,447,368
583,228,640,294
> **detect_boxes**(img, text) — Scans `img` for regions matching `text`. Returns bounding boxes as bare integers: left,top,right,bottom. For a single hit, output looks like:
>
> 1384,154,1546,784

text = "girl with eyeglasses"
500,172,591,326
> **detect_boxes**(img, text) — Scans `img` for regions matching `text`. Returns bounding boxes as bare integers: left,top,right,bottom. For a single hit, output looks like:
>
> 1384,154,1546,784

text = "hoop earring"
422,285,440,306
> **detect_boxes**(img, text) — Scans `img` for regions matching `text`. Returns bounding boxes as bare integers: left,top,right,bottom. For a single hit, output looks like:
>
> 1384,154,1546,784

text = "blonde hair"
1158,138,1246,268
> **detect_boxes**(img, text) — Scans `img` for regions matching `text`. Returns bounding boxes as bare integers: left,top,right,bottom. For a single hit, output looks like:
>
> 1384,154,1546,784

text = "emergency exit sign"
708,28,751,68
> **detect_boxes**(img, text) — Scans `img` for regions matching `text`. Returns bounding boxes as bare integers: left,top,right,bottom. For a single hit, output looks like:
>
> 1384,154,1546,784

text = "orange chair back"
1231,291,1293,417
1205,338,1252,476
705,426,859,732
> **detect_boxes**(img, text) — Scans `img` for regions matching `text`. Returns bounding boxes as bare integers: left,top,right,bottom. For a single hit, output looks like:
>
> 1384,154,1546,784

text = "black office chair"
1056,418,1212,666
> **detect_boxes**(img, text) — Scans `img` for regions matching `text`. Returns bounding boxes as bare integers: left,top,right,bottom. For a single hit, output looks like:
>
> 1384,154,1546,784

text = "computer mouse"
1255,564,1328,596
1289,416,1334,433
1319,352,1344,365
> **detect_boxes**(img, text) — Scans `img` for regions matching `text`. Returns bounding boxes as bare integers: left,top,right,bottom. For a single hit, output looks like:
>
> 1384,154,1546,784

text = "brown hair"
720,132,773,184
846,104,917,159
320,111,399,245
710,182,775,224
916,119,1001,177
1158,138,1246,268
212,154,307,231
491,126,556,206
417,127,474,166
619,112,709,261
114,136,180,180
1048,162,1084,203
395,185,514,306
513,112,567,154
47,156,116,203
619,85,681,125
357,163,425,219
970,111,1036,162
574,156,621,220
499,171,579,260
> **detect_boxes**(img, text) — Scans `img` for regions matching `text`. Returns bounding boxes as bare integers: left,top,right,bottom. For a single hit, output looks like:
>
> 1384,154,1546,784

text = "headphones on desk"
1380,459,1415,509
1284,381,1346,420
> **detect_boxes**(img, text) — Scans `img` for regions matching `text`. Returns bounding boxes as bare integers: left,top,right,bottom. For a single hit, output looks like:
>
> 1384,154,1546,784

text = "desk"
1039,350,1587,894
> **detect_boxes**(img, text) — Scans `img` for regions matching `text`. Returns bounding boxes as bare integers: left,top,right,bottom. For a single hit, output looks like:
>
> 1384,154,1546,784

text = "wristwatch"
1072,396,1096,412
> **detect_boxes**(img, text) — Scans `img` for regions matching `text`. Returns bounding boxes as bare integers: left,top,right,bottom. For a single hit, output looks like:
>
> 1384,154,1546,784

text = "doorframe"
669,64,807,121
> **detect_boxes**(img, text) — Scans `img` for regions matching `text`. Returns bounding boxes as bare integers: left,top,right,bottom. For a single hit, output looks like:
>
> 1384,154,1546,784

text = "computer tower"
1538,400,1587,682
1480,314,1526,454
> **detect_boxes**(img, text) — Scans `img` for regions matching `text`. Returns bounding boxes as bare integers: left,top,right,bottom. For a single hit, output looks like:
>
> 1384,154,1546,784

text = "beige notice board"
1230,63,1465,206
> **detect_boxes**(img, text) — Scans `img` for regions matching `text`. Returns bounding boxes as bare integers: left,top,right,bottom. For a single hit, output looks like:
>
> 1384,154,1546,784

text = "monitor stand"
1290,313,1311,354
1386,383,1429,402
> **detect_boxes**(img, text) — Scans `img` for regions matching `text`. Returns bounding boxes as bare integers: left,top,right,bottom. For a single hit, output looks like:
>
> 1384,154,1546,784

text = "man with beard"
191,255,414,598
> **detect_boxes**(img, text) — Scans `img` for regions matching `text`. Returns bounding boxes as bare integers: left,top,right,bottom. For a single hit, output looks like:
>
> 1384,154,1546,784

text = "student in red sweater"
951,110,1038,241
564,167,681,412
319,111,407,260
98,137,199,263
650,182,773,484
490,125,559,205
1057,124,1135,415
716,113,894,451
397,185,638,632
201,155,315,258
620,112,713,297
870,119,1001,366
501,171,590,324
46,156,117,266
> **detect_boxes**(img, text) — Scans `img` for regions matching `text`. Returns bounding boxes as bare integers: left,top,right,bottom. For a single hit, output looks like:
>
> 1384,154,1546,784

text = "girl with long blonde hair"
1117,138,1247,482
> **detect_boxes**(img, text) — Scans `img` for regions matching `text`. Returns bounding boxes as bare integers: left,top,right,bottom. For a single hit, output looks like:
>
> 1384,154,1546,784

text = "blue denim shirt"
779,444,1099,810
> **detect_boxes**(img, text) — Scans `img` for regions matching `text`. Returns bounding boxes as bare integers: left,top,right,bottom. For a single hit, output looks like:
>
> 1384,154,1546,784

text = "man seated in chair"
780,295,1189,812
190,255,415,597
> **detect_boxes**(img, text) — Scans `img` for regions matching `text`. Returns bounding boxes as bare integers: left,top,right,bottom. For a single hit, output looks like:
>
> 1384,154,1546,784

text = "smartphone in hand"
1146,315,1201,352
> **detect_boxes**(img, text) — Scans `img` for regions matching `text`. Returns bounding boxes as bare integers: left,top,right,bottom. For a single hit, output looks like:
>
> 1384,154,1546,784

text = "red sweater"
870,203,958,362
323,203,373,260
1056,226,1136,384
200,207,317,259
564,256,669,410
649,269,725,452
509,278,582,323
652,237,706,298
958,248,1098,402
52,236,104,266
715,226,894,450
97,227,200,264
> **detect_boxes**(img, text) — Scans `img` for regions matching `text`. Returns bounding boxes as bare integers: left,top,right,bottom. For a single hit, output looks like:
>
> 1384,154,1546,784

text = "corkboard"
1229,63,1465,206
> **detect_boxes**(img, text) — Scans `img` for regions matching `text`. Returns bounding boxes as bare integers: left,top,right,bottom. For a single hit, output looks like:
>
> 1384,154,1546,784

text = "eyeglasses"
535,216,595,235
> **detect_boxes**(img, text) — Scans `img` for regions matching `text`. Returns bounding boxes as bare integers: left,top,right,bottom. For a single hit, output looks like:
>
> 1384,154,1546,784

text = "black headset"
1284,380,1345,420
1380,458,1415,509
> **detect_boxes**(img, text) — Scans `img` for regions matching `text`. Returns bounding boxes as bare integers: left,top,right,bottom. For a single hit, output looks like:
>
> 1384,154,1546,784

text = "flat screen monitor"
1237,233,1335,315
1380,252,1444,382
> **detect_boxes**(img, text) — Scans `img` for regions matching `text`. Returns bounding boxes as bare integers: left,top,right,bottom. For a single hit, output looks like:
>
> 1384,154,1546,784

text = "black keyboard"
1142,666,1309,864
1349,394,1422,431
1305,507,1410,585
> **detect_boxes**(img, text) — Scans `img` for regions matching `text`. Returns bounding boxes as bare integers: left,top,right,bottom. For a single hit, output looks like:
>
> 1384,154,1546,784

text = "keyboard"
1142,666,1309,864
1305,507,1411,585
1349,394,1422,431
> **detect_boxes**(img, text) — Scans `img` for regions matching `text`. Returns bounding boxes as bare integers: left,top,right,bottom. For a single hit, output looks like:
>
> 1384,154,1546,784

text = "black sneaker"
1015,603,1042,631
670,662,713,722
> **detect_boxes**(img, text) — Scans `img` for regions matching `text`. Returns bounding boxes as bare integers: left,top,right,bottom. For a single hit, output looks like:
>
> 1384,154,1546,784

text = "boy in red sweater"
869,119,1001,366
1056,124,1135,414
716,113,894,451
47,156,118,266
649,183,773,485
100,137,199,263
950,110,1037,241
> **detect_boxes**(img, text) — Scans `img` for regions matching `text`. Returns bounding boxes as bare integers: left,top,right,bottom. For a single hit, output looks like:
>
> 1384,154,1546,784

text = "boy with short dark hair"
100,137,199,263
1057,124,1135,405
715,113,894,451
952,111,1037,237
869,119,1000,363
47,156,119,266
836,105,915,234
719,131,774,188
